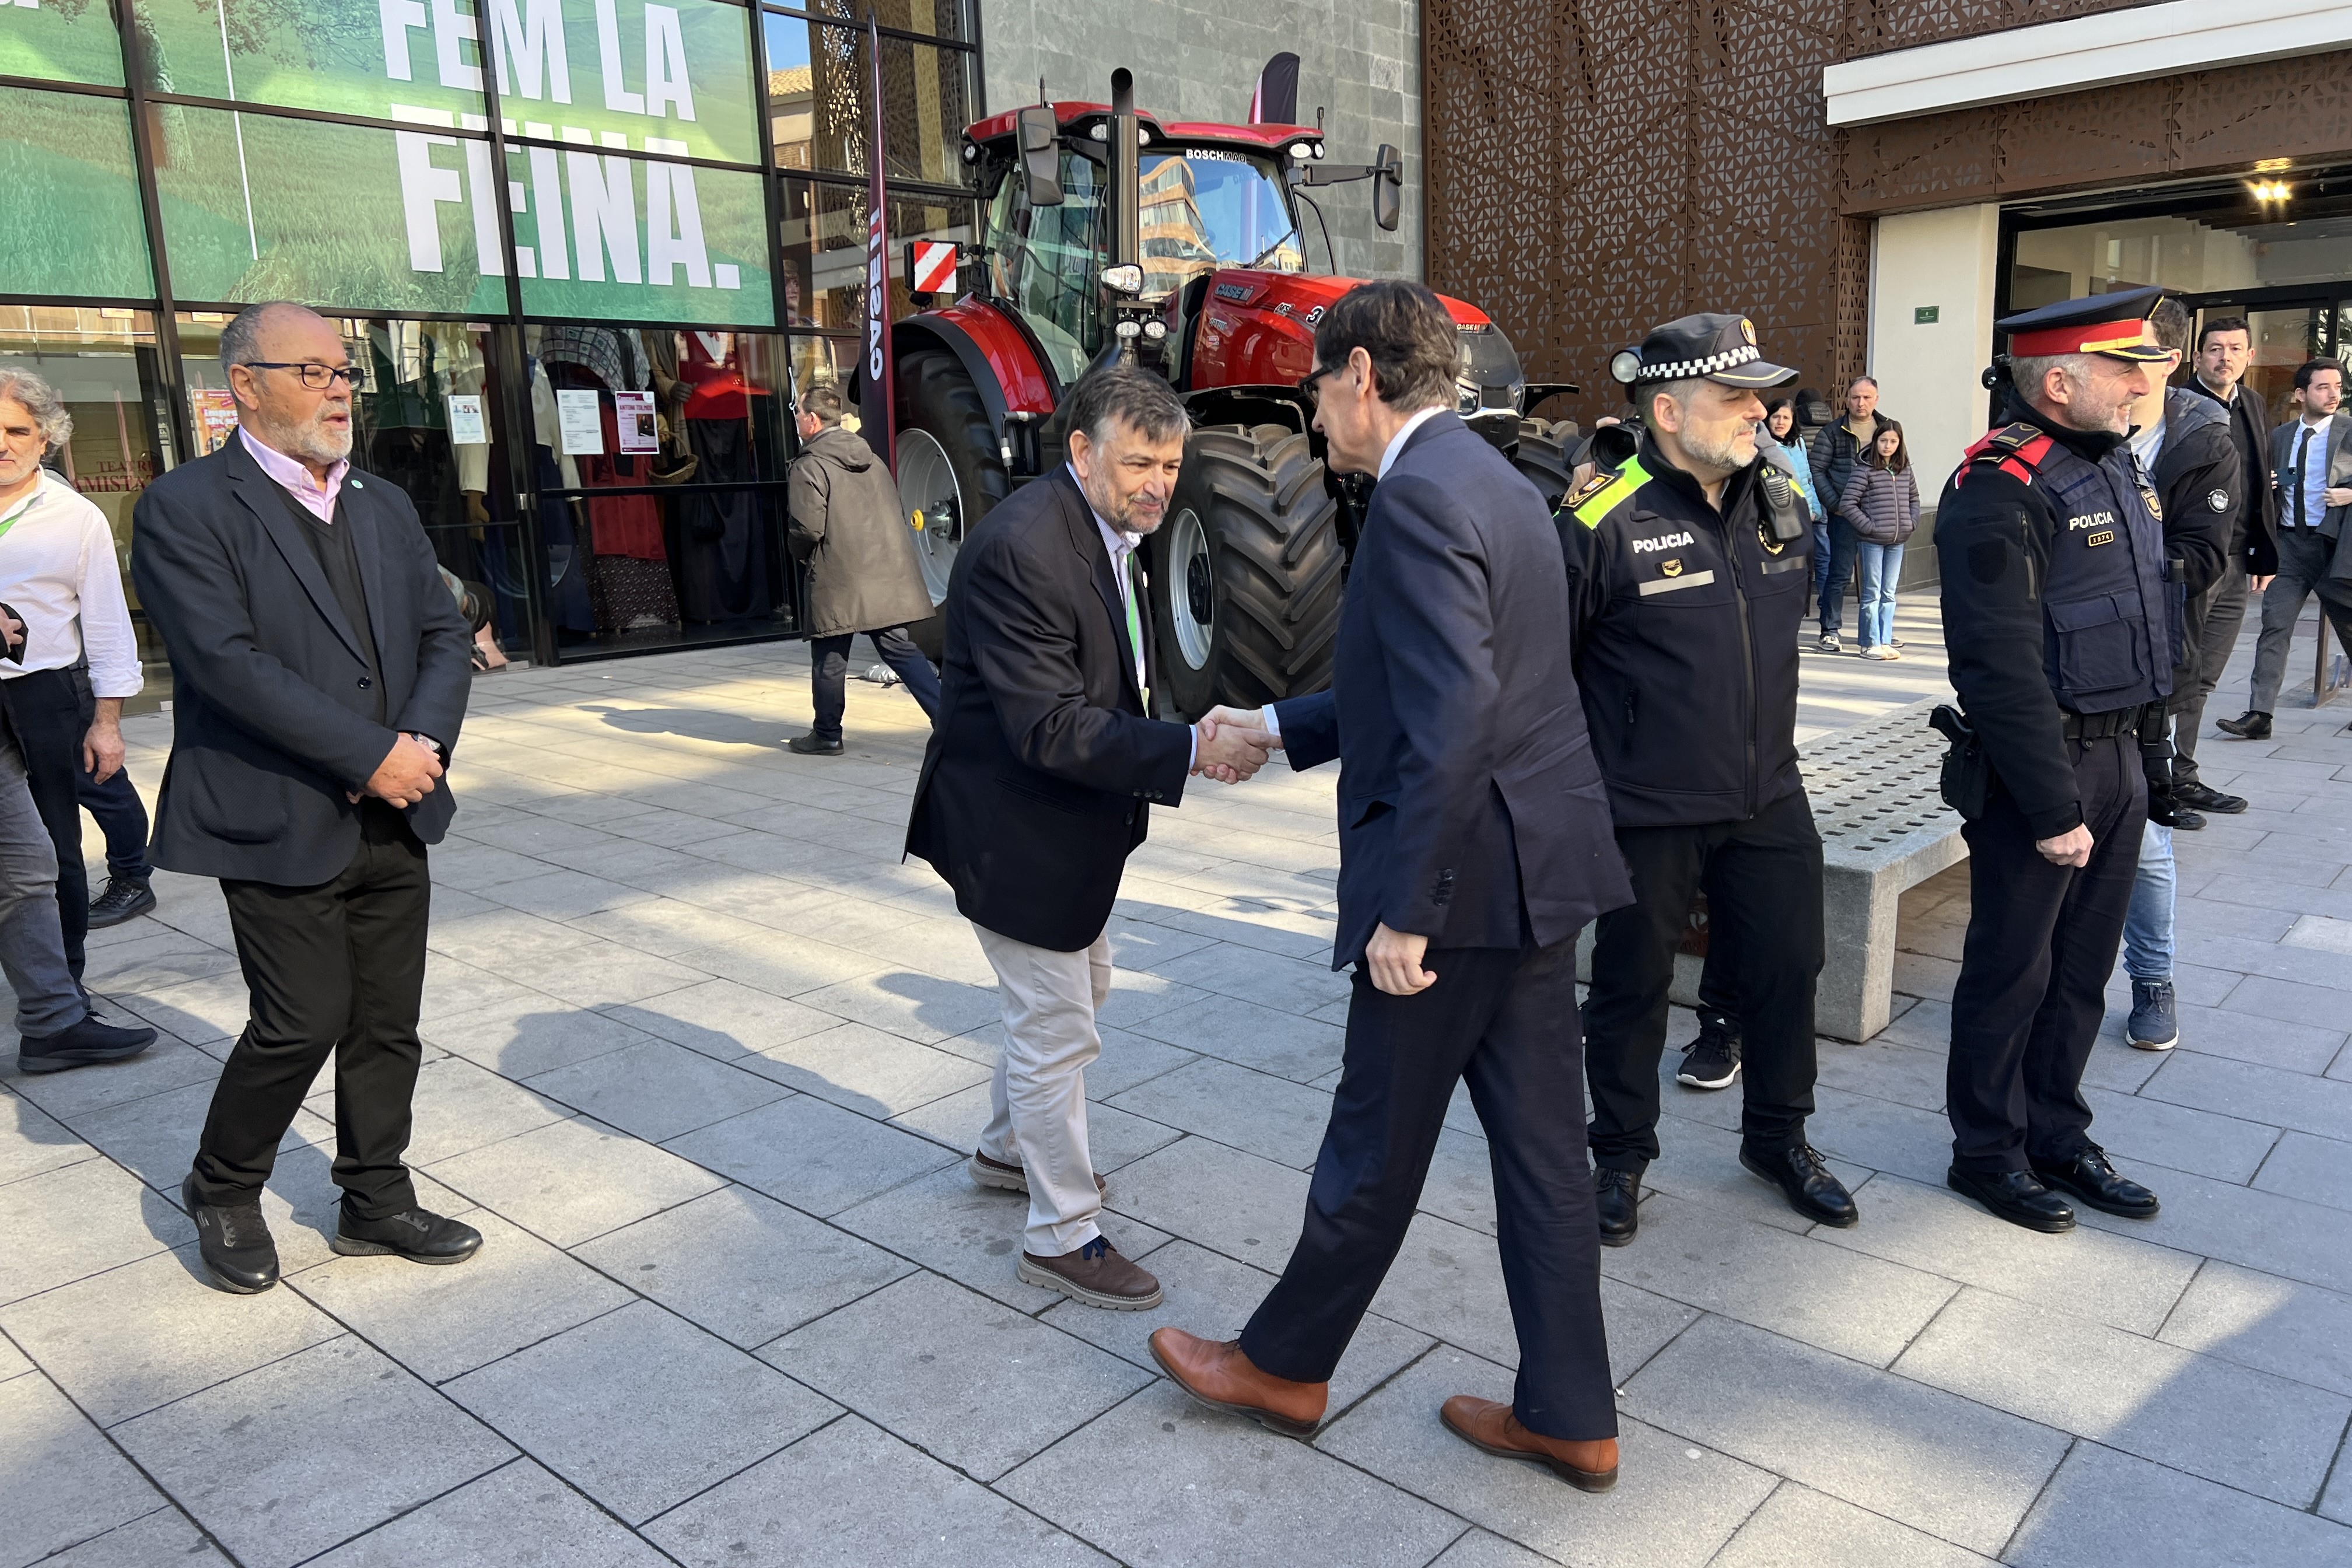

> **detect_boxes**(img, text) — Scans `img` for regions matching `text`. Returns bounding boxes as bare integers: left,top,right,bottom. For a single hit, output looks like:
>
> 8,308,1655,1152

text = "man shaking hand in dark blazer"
906,366,1269,1311
1150,282,1634,1492
133,302,479,1295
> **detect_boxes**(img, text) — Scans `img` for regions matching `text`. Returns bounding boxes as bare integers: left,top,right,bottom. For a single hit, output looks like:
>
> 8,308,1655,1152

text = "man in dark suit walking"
132,302,480,1294
1150,282,1633,1491
2225,358,2352,737
905,365,1269,1311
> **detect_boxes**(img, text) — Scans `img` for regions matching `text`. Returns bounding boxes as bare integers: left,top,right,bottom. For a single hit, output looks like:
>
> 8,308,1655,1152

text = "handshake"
1189,705,1282,784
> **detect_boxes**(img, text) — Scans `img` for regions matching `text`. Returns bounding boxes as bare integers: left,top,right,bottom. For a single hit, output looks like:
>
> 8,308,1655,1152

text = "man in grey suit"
132,302,479,1295
2222,358,2352,737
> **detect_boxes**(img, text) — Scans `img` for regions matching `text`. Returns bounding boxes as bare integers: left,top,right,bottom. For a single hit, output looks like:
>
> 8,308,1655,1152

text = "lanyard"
0,484,38,542
1119,548,1147,697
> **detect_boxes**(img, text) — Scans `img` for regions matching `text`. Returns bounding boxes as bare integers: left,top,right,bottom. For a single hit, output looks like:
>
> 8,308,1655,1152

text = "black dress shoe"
1741,1142,1859,1227
86,876,158,929
1593,1166,1642,1247
184,1174,281,1293
1947,1166,2074,1233
2031,1144,2160,1219
786,733,844,755
2172,808,2207,832
16,1014,158,1074
332,1205,484,1264
2215,710,2272,740
2172,781,2247,814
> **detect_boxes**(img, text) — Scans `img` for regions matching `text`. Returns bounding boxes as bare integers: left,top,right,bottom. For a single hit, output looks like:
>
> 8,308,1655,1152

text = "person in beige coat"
785,384,941,754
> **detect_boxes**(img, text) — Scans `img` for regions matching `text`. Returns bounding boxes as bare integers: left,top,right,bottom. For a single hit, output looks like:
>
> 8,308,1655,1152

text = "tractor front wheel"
1150,423,1345,719
895,348,1012,606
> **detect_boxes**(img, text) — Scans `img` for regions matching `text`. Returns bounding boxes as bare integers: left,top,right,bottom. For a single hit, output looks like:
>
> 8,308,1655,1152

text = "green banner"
0,0,127,86
152,100,770,324
0,86,154,298
132,0,757,165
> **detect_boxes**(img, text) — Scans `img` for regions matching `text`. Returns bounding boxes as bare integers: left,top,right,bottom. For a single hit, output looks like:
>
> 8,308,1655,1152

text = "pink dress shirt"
239,428,349,522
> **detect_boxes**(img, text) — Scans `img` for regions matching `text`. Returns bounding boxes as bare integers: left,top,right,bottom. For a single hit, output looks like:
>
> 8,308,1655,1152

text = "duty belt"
2062,708,2140,741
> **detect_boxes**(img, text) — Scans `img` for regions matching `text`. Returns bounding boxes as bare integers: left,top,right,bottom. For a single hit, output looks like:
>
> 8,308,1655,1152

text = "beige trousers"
973,922,1111,1256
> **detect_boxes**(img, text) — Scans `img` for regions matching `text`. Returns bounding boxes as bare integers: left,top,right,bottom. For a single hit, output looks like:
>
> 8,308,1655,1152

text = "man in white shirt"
2225,359,2352,736
0,368,145,989
0,368,158,1074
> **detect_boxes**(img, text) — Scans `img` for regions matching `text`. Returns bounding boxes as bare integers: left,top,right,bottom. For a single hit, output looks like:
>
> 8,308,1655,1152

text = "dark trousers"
1240,938,1616,1442
1584,790,1824,1170
1818,520,1860,637
77,760,149,883
2171,562,2246,785
190,802,430,1218
8,668,92,981
1947,735,2144,1174
810,628,942,739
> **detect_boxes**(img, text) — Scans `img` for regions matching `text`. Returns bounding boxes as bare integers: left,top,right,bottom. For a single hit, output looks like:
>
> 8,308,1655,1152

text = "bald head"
222,301,355,479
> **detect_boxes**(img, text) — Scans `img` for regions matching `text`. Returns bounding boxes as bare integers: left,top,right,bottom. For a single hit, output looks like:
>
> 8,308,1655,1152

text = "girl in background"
1840,421,1919,660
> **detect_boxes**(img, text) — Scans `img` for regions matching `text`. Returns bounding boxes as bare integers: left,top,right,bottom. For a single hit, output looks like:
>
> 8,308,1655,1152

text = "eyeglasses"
240,362,362,390
1296,365,1336,406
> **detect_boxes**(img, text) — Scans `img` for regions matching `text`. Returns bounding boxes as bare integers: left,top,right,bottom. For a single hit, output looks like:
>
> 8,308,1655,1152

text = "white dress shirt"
0,470,145,698
2287,414,2332,530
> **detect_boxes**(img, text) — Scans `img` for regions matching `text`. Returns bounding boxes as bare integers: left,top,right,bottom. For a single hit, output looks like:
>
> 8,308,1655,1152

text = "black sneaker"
787,733,844,755
86,876,156,929
15,1014,157,1074
332,1205,484,1264
1676,1014,1741,1090
2171,808,2207,832
2172,781,2248,814
2216,710,2272,740
184,1174,280,1293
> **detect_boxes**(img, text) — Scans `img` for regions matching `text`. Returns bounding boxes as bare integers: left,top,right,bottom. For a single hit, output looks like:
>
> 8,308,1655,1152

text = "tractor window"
1139,152,1302,299
985,153,1108,385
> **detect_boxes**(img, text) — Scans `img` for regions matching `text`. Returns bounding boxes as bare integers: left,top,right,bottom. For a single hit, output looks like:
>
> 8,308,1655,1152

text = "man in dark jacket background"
785,384,941,755
1808,376,1894,651
2185,316,2281,748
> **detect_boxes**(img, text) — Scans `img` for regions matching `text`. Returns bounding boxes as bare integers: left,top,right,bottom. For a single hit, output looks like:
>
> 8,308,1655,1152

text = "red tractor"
890,71,1576,716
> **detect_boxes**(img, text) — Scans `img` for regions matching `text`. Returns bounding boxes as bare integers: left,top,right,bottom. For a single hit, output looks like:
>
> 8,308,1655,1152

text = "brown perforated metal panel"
1418,0,2223,428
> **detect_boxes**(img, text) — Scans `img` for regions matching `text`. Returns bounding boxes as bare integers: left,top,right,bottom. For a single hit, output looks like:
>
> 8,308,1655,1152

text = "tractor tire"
1151,422,1345,719
1512,416,1583,514
895,349,1011,655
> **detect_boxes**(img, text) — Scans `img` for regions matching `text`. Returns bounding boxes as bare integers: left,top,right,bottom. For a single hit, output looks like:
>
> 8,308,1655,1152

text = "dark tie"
2295,427,2314,528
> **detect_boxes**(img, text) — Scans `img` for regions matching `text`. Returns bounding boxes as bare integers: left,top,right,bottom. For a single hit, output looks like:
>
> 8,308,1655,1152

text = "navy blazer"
905,465,1194,950
1275,412,1631,970
130,436,475,885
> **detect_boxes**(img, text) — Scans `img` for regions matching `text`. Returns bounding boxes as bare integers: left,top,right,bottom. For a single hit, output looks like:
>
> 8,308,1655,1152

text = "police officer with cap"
1559,313,1857,1245
1934,285,2174,1233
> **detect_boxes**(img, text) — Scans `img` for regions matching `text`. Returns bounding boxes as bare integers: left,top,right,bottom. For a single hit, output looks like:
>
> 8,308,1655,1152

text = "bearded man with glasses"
132,301,480,1296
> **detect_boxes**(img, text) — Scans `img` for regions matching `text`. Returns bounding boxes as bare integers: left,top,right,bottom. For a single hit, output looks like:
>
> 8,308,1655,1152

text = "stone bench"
1576,696,1967,1043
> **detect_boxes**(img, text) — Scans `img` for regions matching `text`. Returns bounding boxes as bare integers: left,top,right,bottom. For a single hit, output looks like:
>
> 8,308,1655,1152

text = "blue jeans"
1811,522,1833,614
1857,541,1903,649
1817,521,1859,637
2122,820,2174,981
810,627,942,740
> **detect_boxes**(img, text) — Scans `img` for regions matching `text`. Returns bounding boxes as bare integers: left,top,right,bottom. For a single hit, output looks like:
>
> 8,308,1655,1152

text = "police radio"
1758,464,1807,545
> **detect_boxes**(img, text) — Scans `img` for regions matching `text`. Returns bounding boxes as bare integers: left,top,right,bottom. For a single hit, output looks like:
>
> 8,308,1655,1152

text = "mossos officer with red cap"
1558,312,1857,1244
1933,285,2178,1234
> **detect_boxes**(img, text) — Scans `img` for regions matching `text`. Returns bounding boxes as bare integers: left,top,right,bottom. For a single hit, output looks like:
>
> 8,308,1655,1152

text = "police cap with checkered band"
1609,313,1798,391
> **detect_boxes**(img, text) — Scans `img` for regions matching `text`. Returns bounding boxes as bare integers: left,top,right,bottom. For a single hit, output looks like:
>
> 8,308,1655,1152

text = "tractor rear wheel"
895,349,1011,650
1512,415,1583,513
1152,423,1345,719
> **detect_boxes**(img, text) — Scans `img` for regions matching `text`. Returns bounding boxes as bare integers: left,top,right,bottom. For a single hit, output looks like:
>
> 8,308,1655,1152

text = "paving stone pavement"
4,609,2348,1567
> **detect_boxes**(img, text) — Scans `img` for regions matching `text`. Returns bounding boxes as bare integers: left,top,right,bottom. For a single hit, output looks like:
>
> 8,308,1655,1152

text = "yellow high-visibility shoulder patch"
1571,456,1651,530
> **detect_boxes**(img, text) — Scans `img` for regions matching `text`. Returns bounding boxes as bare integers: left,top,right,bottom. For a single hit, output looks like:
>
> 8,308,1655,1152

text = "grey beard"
1685,424,1755,473
258,411,353,468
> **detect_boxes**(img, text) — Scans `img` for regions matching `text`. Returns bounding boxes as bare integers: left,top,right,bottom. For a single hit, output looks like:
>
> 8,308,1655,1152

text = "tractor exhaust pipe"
1110,69,1140,274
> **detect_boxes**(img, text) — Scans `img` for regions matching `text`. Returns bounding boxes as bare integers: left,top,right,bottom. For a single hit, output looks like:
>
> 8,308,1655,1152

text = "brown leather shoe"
1016,1236,1161,1310
969,1150,1107,1197
1440,1395,1619,1492
1149,1327,1328,1438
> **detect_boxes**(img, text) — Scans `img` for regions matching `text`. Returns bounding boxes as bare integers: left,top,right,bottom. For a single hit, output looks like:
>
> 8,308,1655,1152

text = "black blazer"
1273,413,1631,970
130,437,475,885
904,465,1192,950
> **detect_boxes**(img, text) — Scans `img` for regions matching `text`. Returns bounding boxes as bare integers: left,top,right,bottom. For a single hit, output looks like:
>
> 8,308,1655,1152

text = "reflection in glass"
0,0,128,86
781,0,970,43
0,308,172,678
780,179,975,332
1138,150,1302,298
2241,307,2326,419
763,13,971,183
0,86,155,300
983,152,1107,384
2010,209,2352,305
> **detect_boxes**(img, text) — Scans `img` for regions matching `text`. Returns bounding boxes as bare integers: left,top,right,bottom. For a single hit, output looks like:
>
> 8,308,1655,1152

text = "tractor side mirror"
1017,105,1063,208
1372,144,1402,232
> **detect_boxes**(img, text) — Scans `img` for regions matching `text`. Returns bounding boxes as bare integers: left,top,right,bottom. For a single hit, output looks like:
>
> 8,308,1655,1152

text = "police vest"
1959,424,2176,714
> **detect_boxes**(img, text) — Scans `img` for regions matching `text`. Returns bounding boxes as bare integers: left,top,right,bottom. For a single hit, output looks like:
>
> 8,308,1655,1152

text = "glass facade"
0,0,980,669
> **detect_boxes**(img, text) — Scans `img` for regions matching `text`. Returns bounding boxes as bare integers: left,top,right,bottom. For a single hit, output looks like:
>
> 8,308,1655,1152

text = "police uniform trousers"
187,799,430,1220
1240,936,1617,1443
1947,734,2144,1174
1583,790,1825,1170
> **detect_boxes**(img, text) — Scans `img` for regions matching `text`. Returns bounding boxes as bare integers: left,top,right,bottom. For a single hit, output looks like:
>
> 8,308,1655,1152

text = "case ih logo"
907,240,959,295
867,207,889,382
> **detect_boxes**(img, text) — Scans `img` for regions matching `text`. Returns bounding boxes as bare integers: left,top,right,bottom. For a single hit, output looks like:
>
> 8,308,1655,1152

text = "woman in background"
1840,421,1919,660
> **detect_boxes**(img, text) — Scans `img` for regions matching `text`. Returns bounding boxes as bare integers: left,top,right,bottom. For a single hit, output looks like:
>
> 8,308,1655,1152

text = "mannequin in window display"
538,327,678,634
673,331,775,624
519,335,597,638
